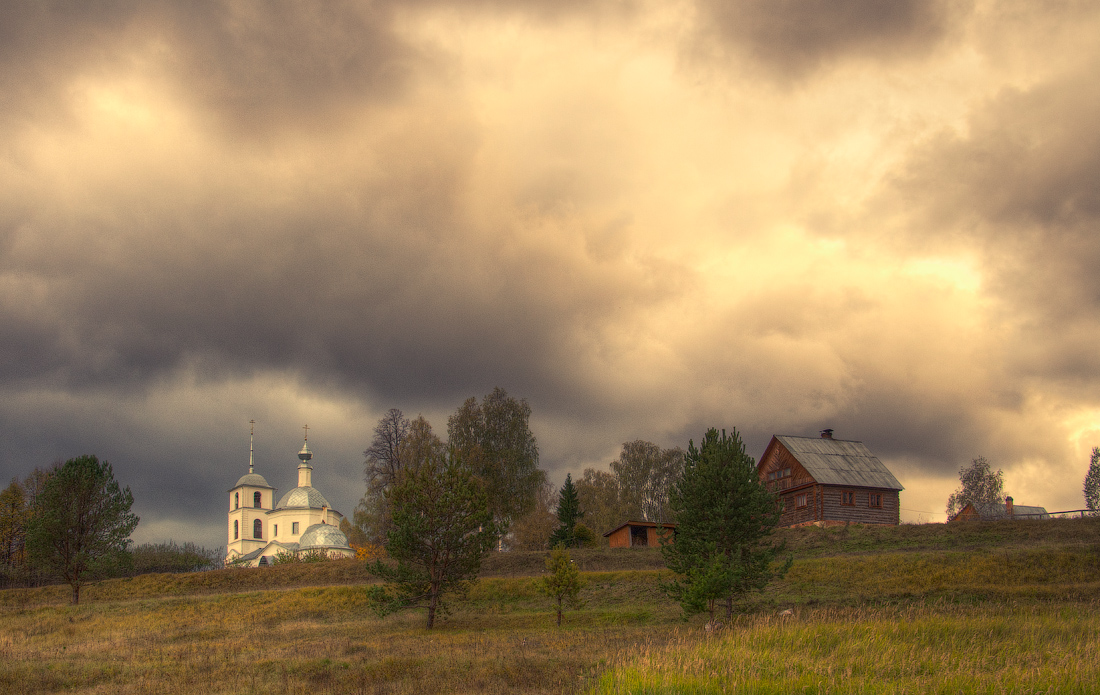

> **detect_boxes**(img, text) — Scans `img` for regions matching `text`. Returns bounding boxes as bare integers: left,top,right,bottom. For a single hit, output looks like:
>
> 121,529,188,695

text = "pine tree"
367,445,499,629
549,474,583,548
1084,447,1100,514
662,428,789,622
536,545,586,626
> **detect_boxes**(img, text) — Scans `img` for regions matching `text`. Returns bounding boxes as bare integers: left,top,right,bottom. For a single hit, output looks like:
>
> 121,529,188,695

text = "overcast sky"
2,0,1098,549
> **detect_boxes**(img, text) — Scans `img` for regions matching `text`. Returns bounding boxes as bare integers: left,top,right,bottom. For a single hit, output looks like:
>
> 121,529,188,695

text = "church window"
292,522,299,535
253,519,262,539
234,492,239,510
234,520,239,539
254,491,262,508
274,524,278,537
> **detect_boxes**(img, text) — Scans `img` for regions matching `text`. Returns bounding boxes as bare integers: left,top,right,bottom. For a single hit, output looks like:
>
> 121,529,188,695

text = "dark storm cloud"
0,0,415,135
0,138,690,423
692,0,969,81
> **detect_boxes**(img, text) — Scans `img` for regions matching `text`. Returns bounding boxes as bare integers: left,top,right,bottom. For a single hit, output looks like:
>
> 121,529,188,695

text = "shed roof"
602,520,677,537
772,435,904,491
955,502,1049,521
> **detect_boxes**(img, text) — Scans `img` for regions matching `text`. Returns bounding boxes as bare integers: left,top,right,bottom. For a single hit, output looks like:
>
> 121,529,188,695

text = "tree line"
356,388,791,627
2,456,220,603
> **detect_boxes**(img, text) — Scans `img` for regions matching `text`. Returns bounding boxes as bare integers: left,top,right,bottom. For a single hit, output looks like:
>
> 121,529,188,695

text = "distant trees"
1085,447,1100,514
575,468,633,542
25,455,138,604
612,441,684,523
509,478,557,551
448,387,545,534
367,444,499,629
355,411,441,545
365,408,412,496
0,479,28,569
662,428,788,622
946,457,1005,519
573,440,683,542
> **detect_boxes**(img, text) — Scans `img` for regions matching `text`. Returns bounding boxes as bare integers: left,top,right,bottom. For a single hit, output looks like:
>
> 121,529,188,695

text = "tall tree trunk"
71,582,80,605
556,596,563,627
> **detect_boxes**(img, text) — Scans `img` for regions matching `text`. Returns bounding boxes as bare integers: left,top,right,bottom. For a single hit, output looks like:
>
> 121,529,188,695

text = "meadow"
1,517,1098,694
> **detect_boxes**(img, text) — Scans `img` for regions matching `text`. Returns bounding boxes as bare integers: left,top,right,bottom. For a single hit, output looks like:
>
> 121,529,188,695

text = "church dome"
233,472,271,489
275,486,331,509
299,523,351,550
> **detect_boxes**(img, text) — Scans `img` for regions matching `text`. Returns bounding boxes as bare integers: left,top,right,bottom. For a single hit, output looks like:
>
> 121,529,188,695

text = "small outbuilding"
604,520,676,548
949,497,1049,522
758,430,904,528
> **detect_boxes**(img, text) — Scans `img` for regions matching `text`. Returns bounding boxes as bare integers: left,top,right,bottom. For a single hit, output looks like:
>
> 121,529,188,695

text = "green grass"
3,518,1100,693
593,603,1100,694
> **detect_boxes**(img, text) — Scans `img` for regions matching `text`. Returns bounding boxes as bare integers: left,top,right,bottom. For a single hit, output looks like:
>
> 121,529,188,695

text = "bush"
130,541,223,574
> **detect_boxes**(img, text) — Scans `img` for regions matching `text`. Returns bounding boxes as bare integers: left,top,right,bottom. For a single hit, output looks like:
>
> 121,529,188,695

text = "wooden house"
604,520,676,548
758,431,903,527
949,497,1049,522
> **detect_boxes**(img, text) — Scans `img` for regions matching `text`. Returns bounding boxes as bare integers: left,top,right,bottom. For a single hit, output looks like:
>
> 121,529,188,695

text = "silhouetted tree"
946,457,1005,519
1085,447,1100,514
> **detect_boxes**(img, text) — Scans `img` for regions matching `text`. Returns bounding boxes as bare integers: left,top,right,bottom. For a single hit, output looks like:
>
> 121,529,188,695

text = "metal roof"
299,523,351,550
962,502,1050,521
228,472,274,491
275,485,331,510
774,435,903,491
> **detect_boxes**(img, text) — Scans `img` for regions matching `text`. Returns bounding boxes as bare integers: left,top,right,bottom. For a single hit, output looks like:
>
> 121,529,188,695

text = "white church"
225,426,355,566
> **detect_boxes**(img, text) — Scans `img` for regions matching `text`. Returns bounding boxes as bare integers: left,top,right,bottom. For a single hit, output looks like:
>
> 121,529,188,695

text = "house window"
234,492,239,510
841,491,855,506
253,491,262,508
292,522,299,535
796,494,808,509
234,520,239,540
869,493,882,509
253,519,262,539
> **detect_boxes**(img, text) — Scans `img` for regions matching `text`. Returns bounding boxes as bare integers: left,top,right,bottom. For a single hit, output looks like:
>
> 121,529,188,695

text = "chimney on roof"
820,429,834,439
1006,496,1013,515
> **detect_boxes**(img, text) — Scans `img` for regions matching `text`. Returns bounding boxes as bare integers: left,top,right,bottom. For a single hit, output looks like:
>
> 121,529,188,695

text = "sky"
2,0,1099,550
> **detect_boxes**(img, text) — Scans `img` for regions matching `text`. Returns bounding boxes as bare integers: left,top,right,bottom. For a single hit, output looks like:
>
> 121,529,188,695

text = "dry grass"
0,581,681,694
4,518,1100,693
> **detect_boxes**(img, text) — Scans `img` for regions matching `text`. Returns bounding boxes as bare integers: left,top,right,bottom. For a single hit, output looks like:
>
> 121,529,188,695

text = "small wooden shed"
604,520,676,548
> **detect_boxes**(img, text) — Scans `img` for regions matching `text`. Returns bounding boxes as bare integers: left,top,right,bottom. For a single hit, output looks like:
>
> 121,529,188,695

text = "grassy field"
2,517,1099,694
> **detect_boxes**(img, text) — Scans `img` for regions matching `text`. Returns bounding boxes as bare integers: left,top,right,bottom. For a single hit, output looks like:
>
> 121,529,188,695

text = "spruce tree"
662,428,789,621
549,474,583,548
368,445,498,629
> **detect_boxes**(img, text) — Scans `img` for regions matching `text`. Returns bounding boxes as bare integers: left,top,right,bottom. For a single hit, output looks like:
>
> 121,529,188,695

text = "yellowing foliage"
355,543,386,562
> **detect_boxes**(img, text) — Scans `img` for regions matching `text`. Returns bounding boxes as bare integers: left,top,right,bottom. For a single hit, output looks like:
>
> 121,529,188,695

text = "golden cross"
302,424,309,441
